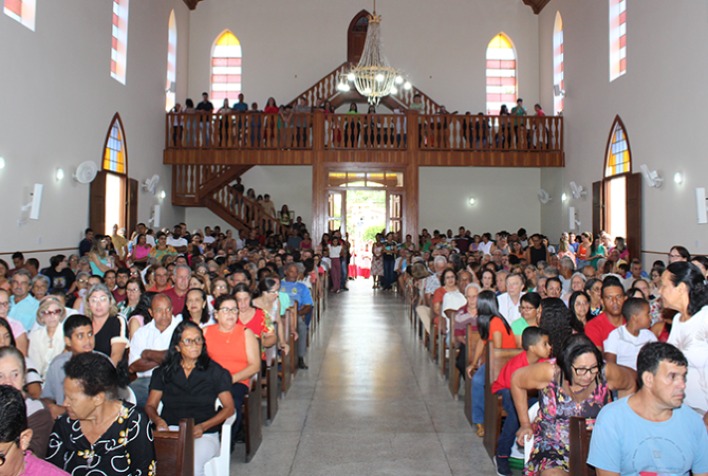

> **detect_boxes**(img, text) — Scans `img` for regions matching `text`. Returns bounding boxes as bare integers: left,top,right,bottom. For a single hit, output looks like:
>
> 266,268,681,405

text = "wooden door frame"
312,162,418,242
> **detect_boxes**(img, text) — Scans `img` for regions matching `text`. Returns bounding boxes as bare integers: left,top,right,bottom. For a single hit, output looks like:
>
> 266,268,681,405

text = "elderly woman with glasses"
511,334,635,475
146,321,234,476
85,285,129,367
28,297,67,377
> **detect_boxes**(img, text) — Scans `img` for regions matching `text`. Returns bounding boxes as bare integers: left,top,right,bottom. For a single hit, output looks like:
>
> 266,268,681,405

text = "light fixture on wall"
696,188,707,224
19,183,43,223
158,190,167,201
337,0,411,104
0,157,5,169
674,172,684,185
55,168,65,181
468,197,477,206
639,164,663,188
561,192,568,202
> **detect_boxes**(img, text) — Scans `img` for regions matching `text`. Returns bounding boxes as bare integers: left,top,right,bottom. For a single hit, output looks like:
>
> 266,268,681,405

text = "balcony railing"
165,111,563,153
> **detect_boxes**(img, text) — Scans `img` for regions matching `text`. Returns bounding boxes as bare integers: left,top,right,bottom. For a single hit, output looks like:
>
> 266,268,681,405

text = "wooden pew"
568,417,596,476
243,374,263,462
154,418,195,476
482,344,522,458
287,304,299,376
278,306,294,394
263,346,279,423
415,305,432,353
437,312,448,376
463,326,482,425
452,322,480,400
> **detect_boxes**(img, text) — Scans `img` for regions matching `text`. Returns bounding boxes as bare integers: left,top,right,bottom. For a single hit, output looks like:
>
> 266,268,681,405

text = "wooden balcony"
163,111,564,168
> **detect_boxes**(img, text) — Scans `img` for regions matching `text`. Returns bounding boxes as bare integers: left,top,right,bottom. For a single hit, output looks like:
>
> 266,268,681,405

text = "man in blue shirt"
588,342,708,476
280,263,312,369
8,269,39,332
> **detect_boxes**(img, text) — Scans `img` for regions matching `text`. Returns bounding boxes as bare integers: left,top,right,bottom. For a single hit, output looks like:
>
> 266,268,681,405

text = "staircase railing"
203,184,286,238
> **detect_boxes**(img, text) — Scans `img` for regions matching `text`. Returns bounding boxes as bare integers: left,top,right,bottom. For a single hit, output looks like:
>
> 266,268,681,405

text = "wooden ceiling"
183,0,550,14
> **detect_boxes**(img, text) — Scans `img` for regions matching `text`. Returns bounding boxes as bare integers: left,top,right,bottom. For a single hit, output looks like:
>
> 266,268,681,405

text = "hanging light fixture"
338,1,405,105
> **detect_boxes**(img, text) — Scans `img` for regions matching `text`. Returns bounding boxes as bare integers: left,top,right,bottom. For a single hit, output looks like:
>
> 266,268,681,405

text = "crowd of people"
399,226,708,475
166,93,553,151
0,217,707,475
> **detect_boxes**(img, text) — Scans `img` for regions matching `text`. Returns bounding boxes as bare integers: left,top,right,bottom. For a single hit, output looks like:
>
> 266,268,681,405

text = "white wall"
419,167,542,234
0,0,189,259
187,0,540,114
538,0,708,257
184,165,313,233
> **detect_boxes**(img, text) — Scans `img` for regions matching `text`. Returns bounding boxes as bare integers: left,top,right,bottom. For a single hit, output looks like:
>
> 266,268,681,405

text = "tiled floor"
231,278,498,475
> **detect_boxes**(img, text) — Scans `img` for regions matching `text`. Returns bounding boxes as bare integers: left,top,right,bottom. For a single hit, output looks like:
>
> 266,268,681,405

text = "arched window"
111,0,130,84
553,12,564,115
347,10,370,64
486,33,517,115
210,30,242,104
4,0,35,30
103,114,127,175
165,10,177,111
609,0,626,81
604,116,631,177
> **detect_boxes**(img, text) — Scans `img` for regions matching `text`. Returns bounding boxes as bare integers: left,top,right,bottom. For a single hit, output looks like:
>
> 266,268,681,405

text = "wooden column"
312,111,326,241
405,110,420,239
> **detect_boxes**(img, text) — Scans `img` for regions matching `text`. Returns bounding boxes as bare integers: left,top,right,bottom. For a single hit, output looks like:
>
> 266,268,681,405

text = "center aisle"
232,278,497,475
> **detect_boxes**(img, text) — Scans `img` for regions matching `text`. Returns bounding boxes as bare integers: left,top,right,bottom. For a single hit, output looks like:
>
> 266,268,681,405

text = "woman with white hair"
28,296,66,377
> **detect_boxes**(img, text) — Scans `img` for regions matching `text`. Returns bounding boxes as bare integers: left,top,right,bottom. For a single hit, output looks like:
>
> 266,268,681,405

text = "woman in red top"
234,283,277,351
263,97,279,145
466,290,517,437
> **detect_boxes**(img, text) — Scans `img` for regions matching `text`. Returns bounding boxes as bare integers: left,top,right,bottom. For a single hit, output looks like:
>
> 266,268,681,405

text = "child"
603,297,656,370
41,314,95,417
492,326,551,476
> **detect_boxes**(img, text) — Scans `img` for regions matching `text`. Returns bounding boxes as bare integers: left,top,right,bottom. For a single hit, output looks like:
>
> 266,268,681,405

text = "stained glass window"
605,117,631,177
103,115,127,175
166,10,177,111
111,0,129,84
486,33,517,116
4,0,35,30
211,31,242,103
553,12,564,115
609,0,626,81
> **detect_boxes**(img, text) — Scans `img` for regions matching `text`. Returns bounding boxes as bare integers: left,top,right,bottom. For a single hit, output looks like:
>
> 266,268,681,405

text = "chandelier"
337,2,411,105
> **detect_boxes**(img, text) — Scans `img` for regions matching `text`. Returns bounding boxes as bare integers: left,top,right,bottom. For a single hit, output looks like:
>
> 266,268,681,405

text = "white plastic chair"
205,398,236,476
523,402,540,465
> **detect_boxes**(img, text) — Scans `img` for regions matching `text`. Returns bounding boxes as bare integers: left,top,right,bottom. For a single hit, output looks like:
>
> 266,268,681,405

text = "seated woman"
0,346,53,458
203,295,260,441
0,385,69,475
233,283,277,351
28,296,67,378
46,352,155,475
0,288,29,356
252,277,290,356
466,290,517,438
85,284,129,367
181,288,214,328
512,334,635,475
146,321,235,476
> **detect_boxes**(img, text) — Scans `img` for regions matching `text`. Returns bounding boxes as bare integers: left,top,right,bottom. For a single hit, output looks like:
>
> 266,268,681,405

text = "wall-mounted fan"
73,161,99,184
142,174,160,195
537,189,552,204
569,181,587,200
640,164,663,188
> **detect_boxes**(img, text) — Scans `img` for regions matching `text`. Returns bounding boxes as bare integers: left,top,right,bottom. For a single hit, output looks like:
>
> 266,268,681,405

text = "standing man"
281,263,312,369
128,294,180,408
511,98,526,146
588,342,708,475
196,91,214,146
78,228,93,257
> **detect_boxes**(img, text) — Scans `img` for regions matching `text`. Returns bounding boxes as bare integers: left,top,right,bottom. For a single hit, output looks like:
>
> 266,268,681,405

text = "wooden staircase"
172,164,284,237
290,62,442,113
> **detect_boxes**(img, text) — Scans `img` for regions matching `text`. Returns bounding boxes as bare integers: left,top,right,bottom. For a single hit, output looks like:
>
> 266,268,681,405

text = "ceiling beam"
522,0,551,14
183,0,204,10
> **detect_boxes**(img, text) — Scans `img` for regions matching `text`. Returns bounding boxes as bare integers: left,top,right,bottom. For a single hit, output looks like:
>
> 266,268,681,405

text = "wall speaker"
696,188,707,224
28,183,43,220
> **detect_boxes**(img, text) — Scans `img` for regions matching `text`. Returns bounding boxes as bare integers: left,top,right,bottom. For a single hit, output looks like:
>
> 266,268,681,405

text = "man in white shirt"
166,225,188,253
131,222,156,247
497,273,525,325
128,294,181,408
